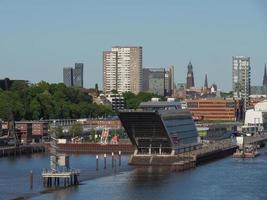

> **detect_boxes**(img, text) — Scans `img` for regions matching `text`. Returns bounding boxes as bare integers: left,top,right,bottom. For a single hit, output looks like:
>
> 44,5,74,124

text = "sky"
0,0,267,91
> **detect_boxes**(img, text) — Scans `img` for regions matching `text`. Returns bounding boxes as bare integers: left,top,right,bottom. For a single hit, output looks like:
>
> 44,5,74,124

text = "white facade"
255,100,267,111
103,51,117,93
103,46,142,94
244,101,267,129
232,56,251,111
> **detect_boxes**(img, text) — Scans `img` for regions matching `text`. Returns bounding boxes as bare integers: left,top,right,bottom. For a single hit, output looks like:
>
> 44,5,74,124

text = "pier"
42,169,80,187
128,135,267,171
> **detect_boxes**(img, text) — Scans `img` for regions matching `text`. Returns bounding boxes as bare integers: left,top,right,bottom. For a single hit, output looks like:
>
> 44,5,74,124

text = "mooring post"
112,152,114,168
29,171,33,190
104,153,107,169
118,151,121,166
114,158,117,172
96,155,99,171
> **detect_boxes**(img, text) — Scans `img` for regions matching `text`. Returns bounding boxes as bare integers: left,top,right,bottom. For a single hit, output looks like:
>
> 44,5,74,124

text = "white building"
103,46,142,94
232,56,251,111
103,51,117,93
245,100,267,130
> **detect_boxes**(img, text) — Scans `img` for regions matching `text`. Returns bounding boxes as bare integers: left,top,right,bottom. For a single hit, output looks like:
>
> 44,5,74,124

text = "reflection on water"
31,151,267,200
0,153,131,200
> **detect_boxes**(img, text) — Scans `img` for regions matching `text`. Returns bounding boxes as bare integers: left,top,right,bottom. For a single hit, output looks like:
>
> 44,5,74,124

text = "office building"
73,63,84,87
232,56,251,111
165,65,175,96
186,99,238,121
63,63,84,88
103,46,142,94
142,68,165,96
63,68,73,87
142,66,175,96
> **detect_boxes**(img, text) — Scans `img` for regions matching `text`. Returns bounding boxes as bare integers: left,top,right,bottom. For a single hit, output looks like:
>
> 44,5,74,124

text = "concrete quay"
128,135,267,171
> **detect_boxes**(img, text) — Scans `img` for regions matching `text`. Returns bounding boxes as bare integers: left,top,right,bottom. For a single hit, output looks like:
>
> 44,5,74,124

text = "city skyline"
1,0,267,91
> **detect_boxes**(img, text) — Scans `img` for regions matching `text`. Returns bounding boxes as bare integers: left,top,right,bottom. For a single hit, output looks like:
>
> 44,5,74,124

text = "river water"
1,151,267,200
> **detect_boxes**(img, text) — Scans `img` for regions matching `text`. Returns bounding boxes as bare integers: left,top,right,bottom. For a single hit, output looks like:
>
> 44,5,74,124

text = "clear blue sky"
1,0,267,91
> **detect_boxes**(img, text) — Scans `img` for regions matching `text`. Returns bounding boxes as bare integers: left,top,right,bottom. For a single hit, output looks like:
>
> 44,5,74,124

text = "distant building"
106,93,125,111
263,64,267,94
73,63,84,87
63,68,73,87
32,121,49,143
186,99,241,122
165,65,175,96
204,73,208,88
142,66,175,96
142,68,165,96
103,46,142,94
251,86,265,95
103,51,118,93
0,78,29,90
63,63,84,87
232,56,251,111
186,61,195,89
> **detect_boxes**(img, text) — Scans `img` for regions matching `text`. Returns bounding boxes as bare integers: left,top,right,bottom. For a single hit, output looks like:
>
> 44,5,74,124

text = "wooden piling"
29,171,33,190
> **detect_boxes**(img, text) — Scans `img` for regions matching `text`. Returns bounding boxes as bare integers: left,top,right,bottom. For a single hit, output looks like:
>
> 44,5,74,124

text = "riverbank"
0,144,45,158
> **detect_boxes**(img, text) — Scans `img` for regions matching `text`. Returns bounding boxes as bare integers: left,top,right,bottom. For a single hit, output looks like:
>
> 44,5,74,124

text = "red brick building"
186,99,240,122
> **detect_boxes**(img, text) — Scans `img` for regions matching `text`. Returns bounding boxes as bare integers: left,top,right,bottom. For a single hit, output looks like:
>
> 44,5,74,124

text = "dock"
128,135,267,171
42,169,80,187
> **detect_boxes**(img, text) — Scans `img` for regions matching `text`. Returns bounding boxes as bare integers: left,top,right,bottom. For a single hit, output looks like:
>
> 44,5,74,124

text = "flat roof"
140,101,180,108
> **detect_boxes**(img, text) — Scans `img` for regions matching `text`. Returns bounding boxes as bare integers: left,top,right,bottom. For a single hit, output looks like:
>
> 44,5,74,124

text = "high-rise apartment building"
63,63,84,88
186,61,195,89
103,51,118,93
103,46,142,94
232,56,251,111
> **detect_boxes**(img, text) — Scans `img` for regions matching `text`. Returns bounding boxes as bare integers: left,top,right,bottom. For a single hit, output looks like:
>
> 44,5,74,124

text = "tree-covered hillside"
0,81,114,120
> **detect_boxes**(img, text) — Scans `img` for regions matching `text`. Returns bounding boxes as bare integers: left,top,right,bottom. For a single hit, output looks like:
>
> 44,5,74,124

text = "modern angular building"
186,61,195,89
73,63,84,88
103,46,142,94
232,56,251,111
63,68,73,87
119,101,198,155
63,63,84,88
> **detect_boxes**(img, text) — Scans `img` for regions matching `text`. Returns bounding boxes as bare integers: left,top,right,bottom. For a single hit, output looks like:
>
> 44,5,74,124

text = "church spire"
263,64,267,87
186,61,195,89
204,73,208,88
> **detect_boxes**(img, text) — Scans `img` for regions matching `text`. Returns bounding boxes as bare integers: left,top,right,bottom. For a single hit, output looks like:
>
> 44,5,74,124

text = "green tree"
49,125,64,139
69,123,83,138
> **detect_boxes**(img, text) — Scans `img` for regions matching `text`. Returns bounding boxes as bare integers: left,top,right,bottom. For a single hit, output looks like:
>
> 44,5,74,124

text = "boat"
233,145,260,158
